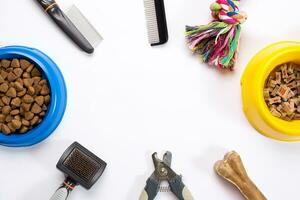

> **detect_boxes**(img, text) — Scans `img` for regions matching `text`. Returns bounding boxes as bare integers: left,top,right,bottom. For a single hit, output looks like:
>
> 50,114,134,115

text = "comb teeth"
144,0,160,45
144,0,168,46
63,148,100,182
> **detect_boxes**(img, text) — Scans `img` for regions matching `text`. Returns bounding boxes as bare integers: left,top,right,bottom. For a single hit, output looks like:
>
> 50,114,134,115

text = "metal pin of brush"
36,0,103,54
50,142,107,200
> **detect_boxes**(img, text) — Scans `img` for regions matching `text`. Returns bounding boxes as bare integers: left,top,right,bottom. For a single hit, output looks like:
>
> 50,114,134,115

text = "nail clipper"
139,151,193,200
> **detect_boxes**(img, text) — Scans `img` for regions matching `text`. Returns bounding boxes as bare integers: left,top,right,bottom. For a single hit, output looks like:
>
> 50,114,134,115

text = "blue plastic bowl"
0,46,67,147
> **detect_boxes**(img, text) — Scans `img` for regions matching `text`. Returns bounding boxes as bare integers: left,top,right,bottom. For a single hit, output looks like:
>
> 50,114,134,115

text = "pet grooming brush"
143,0,168,46
50,142,107,200
36,0,103,54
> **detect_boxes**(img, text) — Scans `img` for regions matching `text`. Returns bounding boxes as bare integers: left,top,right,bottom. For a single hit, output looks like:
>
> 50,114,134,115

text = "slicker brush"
50,142,107,200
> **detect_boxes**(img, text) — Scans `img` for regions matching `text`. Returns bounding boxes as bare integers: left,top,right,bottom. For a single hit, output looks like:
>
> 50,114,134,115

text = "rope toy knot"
210,0,247,25
185,0,247,70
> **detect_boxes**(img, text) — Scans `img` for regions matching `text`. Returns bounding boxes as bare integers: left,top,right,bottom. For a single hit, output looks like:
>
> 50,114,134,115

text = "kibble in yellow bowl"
242,41,300,141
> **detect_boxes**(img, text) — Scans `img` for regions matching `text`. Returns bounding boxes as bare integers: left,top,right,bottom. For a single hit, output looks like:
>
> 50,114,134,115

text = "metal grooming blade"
65,5,103,49
50,142,107,200
36,1,103,54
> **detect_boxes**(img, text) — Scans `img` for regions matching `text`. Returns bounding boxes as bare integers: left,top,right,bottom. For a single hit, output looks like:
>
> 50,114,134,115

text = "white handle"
139,190,149,200
50,187,70,200
182,186,193,200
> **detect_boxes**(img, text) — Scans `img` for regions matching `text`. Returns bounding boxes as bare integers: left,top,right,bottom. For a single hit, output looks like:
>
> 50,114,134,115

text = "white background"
0,0,300,199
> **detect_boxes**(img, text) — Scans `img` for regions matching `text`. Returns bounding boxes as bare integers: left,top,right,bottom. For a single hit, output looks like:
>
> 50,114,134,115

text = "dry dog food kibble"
0,58,50,135
264,63,300,121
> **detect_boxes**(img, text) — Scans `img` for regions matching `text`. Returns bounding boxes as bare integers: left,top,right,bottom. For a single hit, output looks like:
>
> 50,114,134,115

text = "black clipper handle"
36,0,94,54
169,175,193,200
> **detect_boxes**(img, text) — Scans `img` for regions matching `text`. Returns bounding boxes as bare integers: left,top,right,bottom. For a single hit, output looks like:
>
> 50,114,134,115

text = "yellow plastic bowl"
242,41,300,142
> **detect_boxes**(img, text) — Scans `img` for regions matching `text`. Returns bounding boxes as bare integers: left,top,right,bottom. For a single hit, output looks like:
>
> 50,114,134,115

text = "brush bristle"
63,148,101,182
144,0,160,45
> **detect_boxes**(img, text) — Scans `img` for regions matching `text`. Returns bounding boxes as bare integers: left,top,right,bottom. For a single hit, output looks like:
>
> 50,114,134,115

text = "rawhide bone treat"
0,58,50,135
215,151,266,200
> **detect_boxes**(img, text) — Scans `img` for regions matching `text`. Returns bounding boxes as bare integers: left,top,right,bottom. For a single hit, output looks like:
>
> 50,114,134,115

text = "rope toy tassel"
186,0,247,70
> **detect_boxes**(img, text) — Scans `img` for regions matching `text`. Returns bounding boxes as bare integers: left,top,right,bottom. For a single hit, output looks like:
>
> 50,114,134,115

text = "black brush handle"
36,0,56,10
36,0,94,54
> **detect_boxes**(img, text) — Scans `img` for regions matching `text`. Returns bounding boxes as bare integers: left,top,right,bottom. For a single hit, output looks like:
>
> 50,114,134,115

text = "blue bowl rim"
0,46,67,147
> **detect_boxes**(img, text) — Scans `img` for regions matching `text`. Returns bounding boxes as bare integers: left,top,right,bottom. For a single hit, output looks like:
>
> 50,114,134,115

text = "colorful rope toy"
186,0,247,70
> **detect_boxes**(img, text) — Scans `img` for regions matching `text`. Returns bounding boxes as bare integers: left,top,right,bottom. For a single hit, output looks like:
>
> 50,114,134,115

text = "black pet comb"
50,142,107,200
144,0,169,46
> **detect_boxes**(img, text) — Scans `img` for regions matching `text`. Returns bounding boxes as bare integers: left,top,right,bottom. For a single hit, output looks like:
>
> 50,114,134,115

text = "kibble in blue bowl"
0,46,67,147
